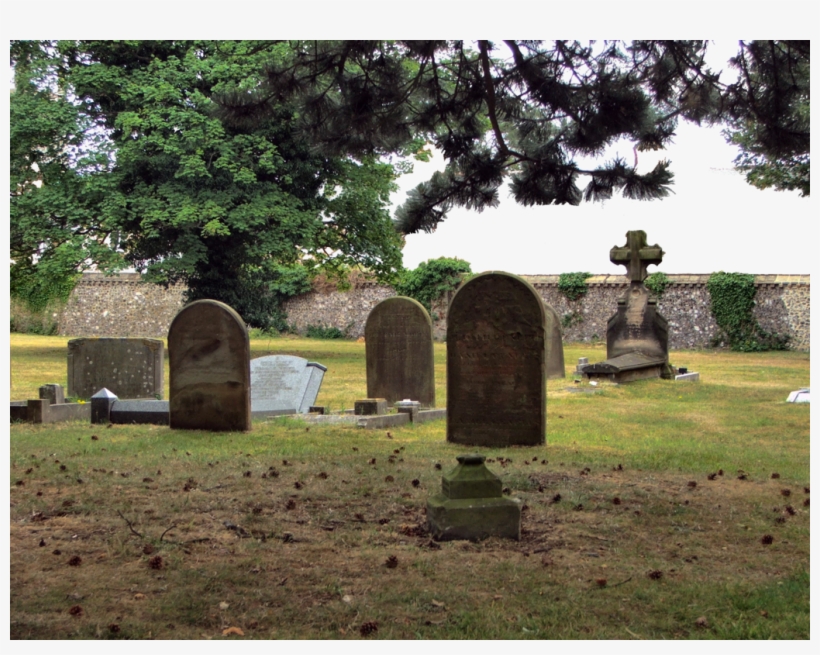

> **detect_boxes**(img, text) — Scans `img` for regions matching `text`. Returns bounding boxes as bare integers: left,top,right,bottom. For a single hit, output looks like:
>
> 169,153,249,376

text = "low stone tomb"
168,299,251,431
365,296,436,406
10,384,90,424
427,454,522,541
91,388,170,425
447,271,546,447
250,355,327,417
582,352,667,384
67,337,164,400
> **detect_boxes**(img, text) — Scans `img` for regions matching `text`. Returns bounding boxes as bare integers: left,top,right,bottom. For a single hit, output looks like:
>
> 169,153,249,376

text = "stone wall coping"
522,274,809,286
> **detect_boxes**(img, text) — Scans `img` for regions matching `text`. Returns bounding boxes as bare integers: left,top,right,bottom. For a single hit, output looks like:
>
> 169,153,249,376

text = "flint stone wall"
54,272,809,351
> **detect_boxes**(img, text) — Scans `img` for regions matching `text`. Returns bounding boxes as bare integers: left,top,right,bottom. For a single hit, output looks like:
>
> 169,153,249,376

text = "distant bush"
305,324,346,340
558,272,592,301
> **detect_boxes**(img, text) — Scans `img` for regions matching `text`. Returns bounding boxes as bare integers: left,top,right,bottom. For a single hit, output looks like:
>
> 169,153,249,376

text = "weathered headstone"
582,231,670,383
365,296,435,406
447,271,546,447
168,299,250,431
67,338,164,400
607,230,668,362
427,454,522,541
543,302,565,379
250,355,326,416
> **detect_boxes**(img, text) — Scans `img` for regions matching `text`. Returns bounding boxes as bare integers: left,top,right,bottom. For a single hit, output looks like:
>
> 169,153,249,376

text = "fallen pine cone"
695,616,708,628
360,621,378,636
68,556,82,567
68,605,83,616
596,578,607,587
385,555,398,569
761,535,774,545
648,570,663,580
148,555,163,569
781,489,791,497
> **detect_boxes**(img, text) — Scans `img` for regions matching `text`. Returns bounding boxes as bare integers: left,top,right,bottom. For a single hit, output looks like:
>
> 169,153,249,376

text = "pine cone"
385,555,398,569
360,621,378,636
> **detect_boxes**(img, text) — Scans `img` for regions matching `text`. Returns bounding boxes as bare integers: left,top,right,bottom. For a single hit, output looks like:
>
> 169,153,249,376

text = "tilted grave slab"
250,355,326,417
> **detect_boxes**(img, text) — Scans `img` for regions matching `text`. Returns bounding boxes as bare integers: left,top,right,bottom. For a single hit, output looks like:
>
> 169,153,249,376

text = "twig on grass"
160,523,178,542
116,510,144,539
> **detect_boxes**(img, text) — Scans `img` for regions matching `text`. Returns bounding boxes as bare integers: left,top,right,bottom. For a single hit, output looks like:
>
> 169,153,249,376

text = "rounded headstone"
168,299,250,431
365,296,435,406
447,272,546,447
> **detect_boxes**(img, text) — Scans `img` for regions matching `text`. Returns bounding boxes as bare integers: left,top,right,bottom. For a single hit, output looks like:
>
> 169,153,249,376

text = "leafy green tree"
11,40,406,331
10,41,124,311
722,41,810,196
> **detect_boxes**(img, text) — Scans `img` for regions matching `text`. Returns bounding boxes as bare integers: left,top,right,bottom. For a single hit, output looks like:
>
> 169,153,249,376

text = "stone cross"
610,230,664,282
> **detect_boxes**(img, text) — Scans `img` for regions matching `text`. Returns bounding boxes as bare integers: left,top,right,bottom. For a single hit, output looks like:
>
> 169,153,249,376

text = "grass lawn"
8,334,810,639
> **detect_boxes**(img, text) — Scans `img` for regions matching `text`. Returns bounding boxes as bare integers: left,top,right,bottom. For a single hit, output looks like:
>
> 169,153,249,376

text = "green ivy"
394,257,472,313
558,272,592,301
707,272,789,352
305,324,346,340
561,311,584,328
644,271,671,296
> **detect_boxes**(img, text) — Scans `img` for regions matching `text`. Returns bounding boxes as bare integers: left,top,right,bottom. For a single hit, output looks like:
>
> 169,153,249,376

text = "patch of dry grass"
8,335,810,639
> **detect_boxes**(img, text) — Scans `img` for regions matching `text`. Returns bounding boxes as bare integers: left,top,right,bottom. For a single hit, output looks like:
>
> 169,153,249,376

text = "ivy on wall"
644,271,671,296
707,272,789,351
394,257,472,314
558,272,592,301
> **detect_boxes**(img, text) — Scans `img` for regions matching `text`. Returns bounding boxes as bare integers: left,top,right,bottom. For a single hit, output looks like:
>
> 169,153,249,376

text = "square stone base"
427,495,522,541
355,398,388,415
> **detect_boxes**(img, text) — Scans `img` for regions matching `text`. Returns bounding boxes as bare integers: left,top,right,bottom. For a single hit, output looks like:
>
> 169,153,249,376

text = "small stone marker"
365,296,435,406
168,299,250,431
39,384,65,405
787,388,810,403
250,355,327,416
427,454,522,541
543,302,566,379
355,398,388,415
67,337,164,400
447,271,546,447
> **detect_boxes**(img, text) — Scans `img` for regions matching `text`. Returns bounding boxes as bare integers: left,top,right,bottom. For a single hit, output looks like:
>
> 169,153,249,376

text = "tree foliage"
214,40,809,235
722,41,810,196
10,40,406,331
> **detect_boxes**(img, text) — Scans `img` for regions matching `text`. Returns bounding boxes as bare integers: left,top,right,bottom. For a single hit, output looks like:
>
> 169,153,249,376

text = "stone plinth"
355,398,388,415
427,454,522,542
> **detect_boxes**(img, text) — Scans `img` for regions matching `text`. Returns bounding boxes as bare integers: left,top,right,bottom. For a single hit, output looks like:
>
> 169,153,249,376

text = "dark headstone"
250,355,326,416
447,272,546,447
168,299,250,431
365,296,435,406
67,338,164,400
427,454,522,541
543,302,565,379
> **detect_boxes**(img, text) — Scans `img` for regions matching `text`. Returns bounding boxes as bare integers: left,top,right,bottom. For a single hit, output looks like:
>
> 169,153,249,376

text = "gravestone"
582,231,669,383
168,299,250,431
250,355,327,416
67,338,164,400
447,271,546,447
543,302,565,379
365,296,435,406
607,230,668,361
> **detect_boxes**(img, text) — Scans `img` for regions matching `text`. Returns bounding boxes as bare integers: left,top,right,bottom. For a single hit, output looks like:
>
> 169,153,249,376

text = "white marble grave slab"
250,355,327,415
786,388,810,403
